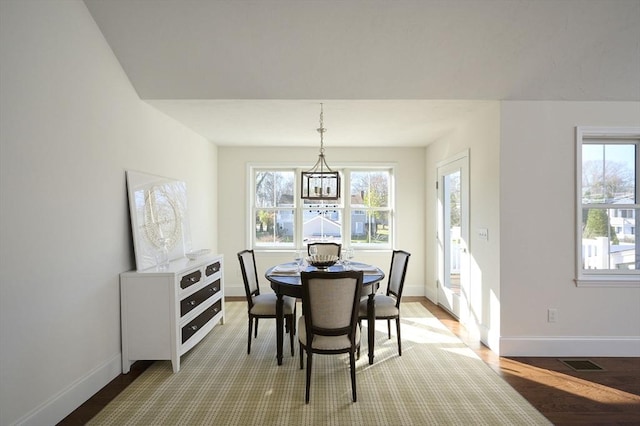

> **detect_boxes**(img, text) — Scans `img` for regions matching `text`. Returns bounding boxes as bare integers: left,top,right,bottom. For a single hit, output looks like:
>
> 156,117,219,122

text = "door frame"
435,150,470,322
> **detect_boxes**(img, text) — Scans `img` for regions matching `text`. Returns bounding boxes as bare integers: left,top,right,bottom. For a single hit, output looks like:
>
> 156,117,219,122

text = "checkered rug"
89,302,550,425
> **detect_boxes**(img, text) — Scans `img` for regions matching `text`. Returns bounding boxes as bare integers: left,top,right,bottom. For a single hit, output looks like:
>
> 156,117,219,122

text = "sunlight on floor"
362,317,479,362
501,358,640,405
399,317,463,344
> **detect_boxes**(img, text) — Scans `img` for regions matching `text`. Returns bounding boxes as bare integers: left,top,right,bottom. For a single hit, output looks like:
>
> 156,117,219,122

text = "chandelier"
301,103,341,200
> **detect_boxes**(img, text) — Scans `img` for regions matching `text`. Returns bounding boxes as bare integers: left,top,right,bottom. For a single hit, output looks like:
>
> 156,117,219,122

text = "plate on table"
271,264,300,275
351,263,380,274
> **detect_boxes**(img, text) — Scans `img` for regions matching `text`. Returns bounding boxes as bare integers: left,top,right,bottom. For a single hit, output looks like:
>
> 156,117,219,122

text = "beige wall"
425,100,640,357
0,2,217,424
218,146,426,298
500,101,640,356
425,103,502,350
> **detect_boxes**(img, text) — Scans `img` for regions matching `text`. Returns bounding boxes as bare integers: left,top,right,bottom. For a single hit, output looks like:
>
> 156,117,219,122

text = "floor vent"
560,359,605,371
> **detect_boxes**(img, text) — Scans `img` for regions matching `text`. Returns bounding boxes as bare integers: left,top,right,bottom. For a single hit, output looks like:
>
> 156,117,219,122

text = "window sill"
575,277,640,288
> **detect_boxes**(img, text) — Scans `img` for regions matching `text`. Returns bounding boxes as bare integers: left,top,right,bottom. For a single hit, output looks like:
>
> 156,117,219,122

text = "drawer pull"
180,281,220,316
205,262,220,276
182,299,222,343
180,270,202,289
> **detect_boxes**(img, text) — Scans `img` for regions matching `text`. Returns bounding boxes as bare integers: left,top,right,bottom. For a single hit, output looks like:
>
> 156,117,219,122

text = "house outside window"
251,166,394,251
576,127,640,286
253,170,295,246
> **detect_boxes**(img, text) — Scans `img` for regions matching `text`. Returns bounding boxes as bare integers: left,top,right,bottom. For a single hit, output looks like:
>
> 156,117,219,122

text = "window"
576,127,640,286
349,170,391,245
254,170,295,247
251,166,394,250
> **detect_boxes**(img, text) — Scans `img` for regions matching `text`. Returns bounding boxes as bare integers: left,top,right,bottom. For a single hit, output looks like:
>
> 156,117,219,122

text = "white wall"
424,103,502,349
500,101,640,356
0,2,217,425
217,146,426,298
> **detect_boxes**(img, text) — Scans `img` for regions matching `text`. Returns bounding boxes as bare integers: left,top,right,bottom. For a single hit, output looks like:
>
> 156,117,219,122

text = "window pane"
351,211,389,244
302,209,342,243
255,209,294,245
581,207,637,270
582,144,636,204
255,171,294,207
351,171,389,207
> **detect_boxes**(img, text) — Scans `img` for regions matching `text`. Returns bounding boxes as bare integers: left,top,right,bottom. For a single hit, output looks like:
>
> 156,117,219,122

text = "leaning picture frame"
125,170,192,271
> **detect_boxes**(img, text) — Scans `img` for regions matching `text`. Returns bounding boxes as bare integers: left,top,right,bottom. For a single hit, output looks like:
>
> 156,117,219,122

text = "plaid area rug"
89,302,550,425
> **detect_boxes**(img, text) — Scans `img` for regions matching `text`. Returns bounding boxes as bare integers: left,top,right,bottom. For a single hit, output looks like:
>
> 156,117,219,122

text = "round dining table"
265,262,385,366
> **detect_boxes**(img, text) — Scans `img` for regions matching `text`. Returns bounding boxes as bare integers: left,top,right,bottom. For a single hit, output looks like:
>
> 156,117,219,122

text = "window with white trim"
251,166,394,250
576,127,640,286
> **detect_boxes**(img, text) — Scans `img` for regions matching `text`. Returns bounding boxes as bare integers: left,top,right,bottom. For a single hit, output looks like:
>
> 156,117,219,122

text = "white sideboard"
120,254,224,373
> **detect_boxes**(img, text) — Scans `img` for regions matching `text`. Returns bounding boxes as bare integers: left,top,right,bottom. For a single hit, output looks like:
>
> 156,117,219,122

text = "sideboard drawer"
180,270,202,289
181,299,222,343
180,280,221,317
205,261,220,277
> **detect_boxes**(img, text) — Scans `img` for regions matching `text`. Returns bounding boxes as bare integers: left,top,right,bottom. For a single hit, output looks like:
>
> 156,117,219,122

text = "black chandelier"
301,103,340,200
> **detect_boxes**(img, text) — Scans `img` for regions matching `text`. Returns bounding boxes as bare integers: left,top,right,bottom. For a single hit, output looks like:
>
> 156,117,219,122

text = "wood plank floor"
416,297,640,425
58,297,640,425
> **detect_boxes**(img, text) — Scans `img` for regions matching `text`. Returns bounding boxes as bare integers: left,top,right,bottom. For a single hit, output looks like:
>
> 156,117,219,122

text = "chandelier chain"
317,103,326,155
300,102,340,200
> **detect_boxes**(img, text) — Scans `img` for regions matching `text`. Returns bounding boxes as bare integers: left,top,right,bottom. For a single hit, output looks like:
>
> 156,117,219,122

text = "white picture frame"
125,170,192,271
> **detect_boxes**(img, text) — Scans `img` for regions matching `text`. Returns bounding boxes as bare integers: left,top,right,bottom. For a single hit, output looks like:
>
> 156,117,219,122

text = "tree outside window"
350,171,391,245
577,128,639,282
254,171,294,245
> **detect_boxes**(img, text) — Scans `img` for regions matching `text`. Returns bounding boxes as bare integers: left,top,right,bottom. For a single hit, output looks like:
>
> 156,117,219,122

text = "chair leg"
254,318,259,338
356,319,361,359
288,315,295,356
396,317,402,356
387,319,391,339
350,350,357,402
299,342,304,369
305,352,313,403
247,316,253,354
292,304,297,335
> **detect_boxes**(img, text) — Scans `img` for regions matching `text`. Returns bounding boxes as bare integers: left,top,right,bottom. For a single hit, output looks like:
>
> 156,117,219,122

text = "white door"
436,152,469,321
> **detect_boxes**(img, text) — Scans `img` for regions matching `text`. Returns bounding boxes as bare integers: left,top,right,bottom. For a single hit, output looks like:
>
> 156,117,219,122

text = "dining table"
265,261,385,366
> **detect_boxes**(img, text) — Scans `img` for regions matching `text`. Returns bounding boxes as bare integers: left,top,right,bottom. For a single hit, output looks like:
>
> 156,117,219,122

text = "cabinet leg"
122,359,131,374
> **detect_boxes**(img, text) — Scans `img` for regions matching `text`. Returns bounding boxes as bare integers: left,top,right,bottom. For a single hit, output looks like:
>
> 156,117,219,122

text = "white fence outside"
582,237,636,270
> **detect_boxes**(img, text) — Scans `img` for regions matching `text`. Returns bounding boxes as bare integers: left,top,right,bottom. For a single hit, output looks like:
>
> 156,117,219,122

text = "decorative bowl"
306,254,339,269
186,249,211,260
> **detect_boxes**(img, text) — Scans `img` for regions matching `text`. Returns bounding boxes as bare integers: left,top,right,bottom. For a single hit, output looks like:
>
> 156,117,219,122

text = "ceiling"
84,0,640,147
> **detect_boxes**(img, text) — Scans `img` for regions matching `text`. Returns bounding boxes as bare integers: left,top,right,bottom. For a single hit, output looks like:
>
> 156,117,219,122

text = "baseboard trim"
500,336,640,357
14,353,121,426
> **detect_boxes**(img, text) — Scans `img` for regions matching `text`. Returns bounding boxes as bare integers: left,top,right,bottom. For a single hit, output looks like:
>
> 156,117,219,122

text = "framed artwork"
126,170,192,271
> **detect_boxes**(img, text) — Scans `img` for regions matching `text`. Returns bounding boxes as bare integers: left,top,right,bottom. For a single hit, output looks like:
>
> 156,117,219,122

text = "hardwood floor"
416,297,640,425
58,297,639,425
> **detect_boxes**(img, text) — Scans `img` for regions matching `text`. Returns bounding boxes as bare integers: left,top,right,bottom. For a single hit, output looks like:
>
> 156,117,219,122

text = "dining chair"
298,270,363,403
307,242,341,257
237,250,296,356
358,250,410,356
